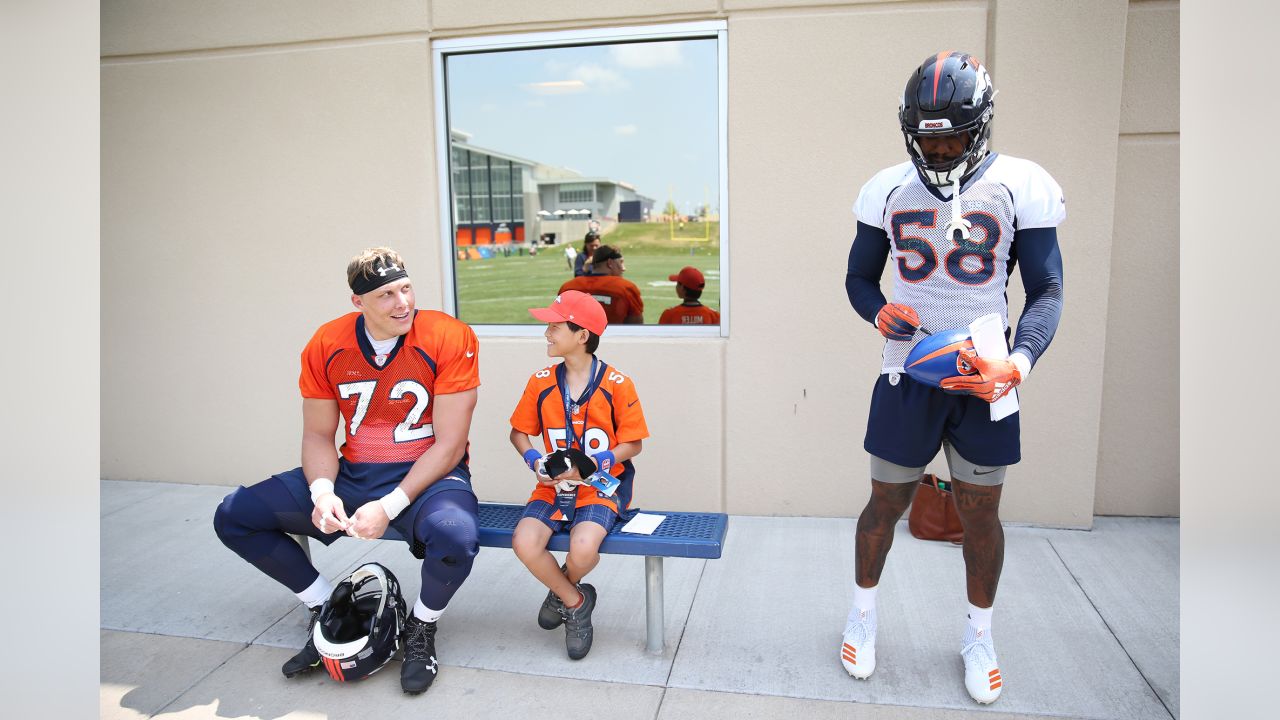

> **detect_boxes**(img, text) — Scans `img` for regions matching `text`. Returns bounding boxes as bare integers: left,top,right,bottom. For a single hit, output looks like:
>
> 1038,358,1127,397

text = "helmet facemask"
901,105,993,187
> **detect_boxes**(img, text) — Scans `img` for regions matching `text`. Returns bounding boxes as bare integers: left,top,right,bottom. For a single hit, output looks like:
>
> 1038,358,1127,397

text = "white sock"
852,583,878,613
968,603,993,630
413,598,445,623
848,584,878,630
965,604,994,644
296,575,333,608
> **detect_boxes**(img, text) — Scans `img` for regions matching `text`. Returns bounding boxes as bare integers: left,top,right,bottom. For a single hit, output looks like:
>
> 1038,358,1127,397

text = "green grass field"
456,222,721,325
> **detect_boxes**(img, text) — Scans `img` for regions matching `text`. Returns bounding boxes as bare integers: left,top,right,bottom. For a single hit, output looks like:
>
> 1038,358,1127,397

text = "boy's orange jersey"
299,310,480,465
510,360,649,514
558,275,644,323
658,303,720,325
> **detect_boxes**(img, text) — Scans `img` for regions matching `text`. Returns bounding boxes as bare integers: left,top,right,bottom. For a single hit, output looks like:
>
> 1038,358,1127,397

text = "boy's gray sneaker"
538,589,566,630
563,583,597,660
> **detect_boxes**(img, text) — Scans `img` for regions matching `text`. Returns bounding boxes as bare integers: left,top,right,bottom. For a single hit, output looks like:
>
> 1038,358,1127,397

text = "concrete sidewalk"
101,480,1178,720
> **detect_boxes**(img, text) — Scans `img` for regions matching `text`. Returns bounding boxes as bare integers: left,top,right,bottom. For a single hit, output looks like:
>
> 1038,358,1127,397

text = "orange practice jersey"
510,360,649,514
659,303,720,325
299,310,480,465
558,275,644,323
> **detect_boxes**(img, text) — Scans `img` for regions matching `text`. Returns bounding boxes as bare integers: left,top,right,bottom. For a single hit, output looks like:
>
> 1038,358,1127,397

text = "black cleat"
401,615,439,694
563,583,596,660
281,606,323,678
538,589,566,630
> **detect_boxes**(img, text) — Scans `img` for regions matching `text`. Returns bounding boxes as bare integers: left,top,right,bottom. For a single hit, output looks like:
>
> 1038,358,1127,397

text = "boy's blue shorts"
863,373,1020,468
522,500,618,533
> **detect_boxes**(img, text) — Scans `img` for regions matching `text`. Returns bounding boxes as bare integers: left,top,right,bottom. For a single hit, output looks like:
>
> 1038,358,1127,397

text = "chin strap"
944,175,972,242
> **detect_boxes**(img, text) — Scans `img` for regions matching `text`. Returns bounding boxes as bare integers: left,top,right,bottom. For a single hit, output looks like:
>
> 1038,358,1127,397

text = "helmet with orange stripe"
904,327,978,391
899,51,996,187
313,562,406,682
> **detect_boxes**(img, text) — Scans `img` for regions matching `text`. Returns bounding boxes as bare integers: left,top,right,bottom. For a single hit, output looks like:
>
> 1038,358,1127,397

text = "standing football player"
213,247,481,695
842,52,1065,704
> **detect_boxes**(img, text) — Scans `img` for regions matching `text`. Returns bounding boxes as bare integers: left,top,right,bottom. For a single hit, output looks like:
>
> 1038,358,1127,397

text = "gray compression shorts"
870,439,1007,486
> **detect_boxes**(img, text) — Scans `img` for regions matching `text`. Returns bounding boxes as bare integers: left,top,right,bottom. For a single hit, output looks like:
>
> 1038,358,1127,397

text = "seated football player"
213,247,482,695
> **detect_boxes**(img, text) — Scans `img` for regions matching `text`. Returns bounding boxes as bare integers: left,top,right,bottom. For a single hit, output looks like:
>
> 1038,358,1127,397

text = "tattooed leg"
953,479,1005,607
855,479,919,588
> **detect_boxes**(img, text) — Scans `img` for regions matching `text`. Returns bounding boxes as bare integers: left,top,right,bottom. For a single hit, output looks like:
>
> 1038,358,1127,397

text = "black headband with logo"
350,260,408,295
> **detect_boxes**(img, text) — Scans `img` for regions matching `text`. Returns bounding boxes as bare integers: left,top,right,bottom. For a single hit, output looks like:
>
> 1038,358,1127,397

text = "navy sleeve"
1009,226,1064,367
845,221,891,325
574,252,586,276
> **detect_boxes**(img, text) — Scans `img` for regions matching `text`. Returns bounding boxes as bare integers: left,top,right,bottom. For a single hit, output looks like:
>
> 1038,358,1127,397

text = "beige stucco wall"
102,0,1178,525
1095,0,1180,515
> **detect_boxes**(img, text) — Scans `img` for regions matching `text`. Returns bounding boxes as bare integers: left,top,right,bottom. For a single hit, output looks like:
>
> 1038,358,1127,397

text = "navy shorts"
864,373,1020,468
522,500,618,533
276,457,474,547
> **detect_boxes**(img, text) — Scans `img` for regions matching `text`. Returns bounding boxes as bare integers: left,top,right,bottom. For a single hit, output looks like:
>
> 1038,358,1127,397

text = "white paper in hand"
621,513,666,535
968,313,1019,422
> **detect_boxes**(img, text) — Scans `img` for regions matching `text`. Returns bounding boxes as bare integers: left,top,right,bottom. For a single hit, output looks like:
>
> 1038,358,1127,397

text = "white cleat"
961,629,1002,704
840,609,876,679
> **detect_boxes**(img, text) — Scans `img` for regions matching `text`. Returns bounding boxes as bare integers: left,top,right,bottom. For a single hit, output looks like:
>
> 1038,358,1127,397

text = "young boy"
508,290,649,660
658,266,719,325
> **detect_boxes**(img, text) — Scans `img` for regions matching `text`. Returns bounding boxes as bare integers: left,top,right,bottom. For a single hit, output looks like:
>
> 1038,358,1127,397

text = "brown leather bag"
908,474,964,544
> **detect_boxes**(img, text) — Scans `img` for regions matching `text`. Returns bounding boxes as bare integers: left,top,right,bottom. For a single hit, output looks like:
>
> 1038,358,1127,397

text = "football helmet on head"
899,51,995,187
313,562,407,683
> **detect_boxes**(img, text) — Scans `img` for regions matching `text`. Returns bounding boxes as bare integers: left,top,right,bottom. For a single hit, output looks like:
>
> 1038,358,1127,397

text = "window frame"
432,20,729,338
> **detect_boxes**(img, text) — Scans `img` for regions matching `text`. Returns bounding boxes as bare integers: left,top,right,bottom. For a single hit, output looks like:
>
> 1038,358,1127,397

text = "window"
433,21,728,336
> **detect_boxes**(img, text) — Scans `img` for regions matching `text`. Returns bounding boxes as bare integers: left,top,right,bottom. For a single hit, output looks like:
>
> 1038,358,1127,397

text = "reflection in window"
437,24,726,331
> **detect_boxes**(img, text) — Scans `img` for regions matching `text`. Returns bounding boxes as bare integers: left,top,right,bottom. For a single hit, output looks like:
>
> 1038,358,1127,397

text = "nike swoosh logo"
974,467,1000,475
627,399,638,407
465,350,475,358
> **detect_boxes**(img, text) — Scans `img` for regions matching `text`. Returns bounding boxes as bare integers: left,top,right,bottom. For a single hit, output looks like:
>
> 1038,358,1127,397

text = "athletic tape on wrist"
378,487,411,520
309,477,335,503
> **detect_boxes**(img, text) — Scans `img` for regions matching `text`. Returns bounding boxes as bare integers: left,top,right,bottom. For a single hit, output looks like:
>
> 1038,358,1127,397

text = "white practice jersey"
853,154,1065,373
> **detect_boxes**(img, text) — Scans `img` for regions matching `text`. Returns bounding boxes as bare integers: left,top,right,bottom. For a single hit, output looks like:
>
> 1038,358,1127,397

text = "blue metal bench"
293,502,728,653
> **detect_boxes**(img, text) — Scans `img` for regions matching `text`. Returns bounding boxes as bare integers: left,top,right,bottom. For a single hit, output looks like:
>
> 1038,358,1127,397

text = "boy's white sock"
414,599,445,623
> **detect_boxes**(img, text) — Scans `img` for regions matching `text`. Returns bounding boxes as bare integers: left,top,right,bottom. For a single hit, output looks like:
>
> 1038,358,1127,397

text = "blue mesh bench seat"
293,502,729,653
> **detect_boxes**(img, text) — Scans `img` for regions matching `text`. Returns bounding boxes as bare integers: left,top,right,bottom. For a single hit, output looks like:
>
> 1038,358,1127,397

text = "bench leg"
644,555,664,654
288,533,312,563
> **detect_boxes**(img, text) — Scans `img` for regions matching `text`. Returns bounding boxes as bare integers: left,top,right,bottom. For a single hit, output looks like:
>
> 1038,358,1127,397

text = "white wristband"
309,477,335,503
378,487,411,520
1010,351,1032,381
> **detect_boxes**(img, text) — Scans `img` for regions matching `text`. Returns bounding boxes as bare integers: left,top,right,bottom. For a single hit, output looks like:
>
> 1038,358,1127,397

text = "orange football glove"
940,347,1022,403
875,303,921,341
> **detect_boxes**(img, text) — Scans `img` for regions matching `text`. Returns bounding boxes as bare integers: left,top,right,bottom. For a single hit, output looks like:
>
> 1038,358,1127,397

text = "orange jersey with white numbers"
558,275,645,323
299,310,480,465
510,360,649,514
658,303,720,326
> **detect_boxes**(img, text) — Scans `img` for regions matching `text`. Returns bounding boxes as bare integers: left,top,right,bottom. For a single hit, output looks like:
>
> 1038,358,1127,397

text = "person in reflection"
558,245,644,324
658,266,719,325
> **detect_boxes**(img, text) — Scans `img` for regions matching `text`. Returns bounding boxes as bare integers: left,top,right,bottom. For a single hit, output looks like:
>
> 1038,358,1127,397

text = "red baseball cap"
669,266,706,290
528,290,608,335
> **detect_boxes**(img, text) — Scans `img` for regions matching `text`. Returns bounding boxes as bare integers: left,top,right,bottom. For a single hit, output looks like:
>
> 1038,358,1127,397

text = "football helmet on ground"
313,562,407,682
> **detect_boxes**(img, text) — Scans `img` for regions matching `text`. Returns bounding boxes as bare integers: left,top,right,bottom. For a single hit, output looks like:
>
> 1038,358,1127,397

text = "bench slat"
378,502,728,560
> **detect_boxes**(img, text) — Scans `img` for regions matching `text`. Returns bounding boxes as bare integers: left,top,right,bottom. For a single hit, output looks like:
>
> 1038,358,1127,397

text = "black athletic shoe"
538,589,566,630
281,606,323,678
563,583,596,661
401,615,439,695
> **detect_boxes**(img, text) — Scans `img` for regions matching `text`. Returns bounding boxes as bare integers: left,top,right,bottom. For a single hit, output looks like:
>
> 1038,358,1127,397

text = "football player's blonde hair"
346,247,406,290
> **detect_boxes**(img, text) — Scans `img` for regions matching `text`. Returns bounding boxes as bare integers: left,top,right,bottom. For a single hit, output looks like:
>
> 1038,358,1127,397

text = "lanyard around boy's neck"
557,356,603,451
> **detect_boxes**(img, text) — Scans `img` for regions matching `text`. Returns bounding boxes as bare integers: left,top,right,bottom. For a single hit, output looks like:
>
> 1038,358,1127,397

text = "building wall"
102,0,1178,525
